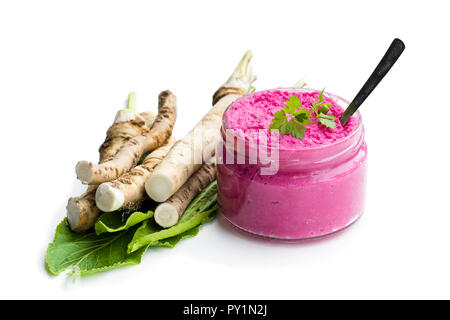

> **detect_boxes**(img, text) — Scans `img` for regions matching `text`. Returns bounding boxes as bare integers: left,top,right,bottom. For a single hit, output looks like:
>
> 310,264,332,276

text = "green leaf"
95,210,154,235
270,96,310,139
269,110,288,131
149,225,201,248
319,114,337,129
284,95,302,113
128,180,218,253
286,119,307,139
294,109,312,125
318,88,325,102
278,122,290,135
319,113,334,120
46,219,148,276
46,181,219,277
310,103,318,115
180,180,218,222
151,180,219,248
269,90,338,139
128,206,217,253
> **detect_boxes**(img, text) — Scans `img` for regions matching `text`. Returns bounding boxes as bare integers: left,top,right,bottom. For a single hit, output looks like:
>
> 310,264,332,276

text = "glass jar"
216,88,368,240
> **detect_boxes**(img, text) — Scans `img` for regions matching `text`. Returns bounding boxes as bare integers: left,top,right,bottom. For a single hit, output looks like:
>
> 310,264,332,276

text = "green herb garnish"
311,89,337,130
269,89,337,139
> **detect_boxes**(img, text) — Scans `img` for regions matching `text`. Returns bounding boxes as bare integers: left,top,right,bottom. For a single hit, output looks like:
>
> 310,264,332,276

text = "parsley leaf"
287,119,307,139
294,109,311,125
269,110,288,131
318,114,337,129
270,95,308,139
312,89,337,129
269,90,337,140
285,95,302,113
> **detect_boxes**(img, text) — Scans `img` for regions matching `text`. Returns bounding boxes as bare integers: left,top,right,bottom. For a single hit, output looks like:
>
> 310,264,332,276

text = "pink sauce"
224,90,358,148
217,89,368,239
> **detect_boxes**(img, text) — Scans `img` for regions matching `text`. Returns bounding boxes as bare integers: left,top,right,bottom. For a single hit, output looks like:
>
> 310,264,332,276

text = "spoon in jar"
340,38,405,126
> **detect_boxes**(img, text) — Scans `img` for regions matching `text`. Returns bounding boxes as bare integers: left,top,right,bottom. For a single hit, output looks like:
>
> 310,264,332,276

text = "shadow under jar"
216,88,368,240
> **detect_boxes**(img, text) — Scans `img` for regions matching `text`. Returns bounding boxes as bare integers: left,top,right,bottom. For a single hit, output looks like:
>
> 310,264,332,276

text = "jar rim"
222,87,363,151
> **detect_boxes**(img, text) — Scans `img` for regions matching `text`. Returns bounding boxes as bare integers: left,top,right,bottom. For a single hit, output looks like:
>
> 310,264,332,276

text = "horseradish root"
99,92,156,162
145,51,255,202
76,90,177,184
139,111,157,129
99,110,156,161
154,160,216,228
67,93,157,232
95,137,176,212
212,50,256,105
66,186,100,232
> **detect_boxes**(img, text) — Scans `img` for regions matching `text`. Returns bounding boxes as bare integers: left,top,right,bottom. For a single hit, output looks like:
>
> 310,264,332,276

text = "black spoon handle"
340,38,405,126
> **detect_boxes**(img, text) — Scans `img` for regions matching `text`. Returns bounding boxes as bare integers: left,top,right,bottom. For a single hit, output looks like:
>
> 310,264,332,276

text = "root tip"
224,49,256,92
145,174,173,202
66,198,80,230
154,203,179,228
75,161,93,184
95,184,125,212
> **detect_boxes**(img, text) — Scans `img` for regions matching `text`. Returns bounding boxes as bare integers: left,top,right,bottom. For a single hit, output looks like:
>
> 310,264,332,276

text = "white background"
0,0,449,300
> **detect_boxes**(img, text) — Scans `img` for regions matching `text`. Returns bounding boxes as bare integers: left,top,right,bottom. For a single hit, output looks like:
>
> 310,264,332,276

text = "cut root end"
154,203,179,228
145,174,174,202
75,161,93,184
95,184,125,212
66,198,80,230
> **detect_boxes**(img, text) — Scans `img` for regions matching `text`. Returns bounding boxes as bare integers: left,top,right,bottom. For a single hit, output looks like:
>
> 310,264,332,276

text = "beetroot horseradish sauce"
216,88,367,239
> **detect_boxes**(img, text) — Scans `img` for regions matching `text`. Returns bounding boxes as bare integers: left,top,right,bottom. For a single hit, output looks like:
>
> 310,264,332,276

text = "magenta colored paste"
217,89,368,239
224,90,358,148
